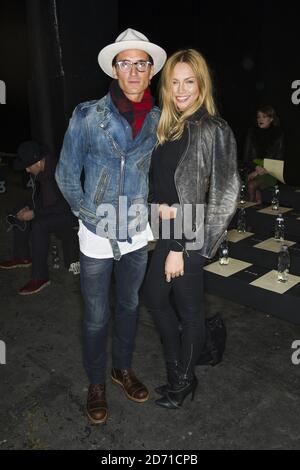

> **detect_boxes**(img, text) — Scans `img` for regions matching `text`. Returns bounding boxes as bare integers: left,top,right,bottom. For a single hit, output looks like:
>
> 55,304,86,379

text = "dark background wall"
0,0,30,151
0,0,299,161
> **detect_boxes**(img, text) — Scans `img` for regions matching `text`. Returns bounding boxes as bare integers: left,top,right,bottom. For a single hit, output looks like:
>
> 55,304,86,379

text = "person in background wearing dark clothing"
0,141,78,295
144,49,239,409
243,105,285,203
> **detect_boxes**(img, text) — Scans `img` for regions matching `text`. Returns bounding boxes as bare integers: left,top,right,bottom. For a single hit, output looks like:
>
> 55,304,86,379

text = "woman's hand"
255,165,267,175
165,250,184,282
248,171,257,180
158,204,177,219
248,165,267,180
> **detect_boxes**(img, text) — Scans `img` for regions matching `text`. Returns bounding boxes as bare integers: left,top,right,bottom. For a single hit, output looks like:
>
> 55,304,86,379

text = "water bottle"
52,244,60,269
271,185,280,211
277,244,290,283
219,233,229,265
240,183,247,205
237,208,246,233
274,213,284,242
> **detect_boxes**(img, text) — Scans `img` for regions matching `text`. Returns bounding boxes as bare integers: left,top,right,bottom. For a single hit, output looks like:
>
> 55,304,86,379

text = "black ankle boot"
155,361,179,395
155,374,198,409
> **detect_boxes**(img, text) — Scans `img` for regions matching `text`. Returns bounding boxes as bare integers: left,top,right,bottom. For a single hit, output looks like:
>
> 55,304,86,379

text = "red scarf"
110,80,154,138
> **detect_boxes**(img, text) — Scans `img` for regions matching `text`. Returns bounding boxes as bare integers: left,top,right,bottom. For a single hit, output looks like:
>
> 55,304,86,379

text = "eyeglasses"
115,60,153,73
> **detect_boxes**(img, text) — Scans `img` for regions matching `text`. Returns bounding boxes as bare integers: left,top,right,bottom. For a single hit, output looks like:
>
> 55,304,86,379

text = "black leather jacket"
174,109,240,258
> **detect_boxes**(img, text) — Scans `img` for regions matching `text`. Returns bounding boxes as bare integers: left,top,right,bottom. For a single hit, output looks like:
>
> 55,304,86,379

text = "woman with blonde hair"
144,49,240,409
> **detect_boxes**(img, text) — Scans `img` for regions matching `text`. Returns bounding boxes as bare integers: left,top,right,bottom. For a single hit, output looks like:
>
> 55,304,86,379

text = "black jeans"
12,211,77,279
143,238,206,379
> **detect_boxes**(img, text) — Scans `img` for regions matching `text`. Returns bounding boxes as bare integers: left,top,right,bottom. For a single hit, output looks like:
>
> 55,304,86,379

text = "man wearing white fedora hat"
56,28,166,424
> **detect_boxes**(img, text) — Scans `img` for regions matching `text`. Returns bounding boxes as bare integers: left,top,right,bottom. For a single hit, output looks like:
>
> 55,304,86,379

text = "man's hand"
16,206,30,219
17,209,34,221
165,251,184,283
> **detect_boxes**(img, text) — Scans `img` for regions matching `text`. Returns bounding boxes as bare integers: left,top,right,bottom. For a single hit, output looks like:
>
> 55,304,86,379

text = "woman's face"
257,111,273,129
171,62,200,112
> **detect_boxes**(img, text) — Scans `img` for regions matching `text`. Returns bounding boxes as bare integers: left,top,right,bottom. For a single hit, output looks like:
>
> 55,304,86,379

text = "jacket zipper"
109,138,125,238
174,123,191,248
174,123,191,208
117,154,126,238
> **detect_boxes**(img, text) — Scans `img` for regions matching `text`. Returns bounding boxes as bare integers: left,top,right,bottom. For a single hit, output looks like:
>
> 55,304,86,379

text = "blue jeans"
80,245,148,384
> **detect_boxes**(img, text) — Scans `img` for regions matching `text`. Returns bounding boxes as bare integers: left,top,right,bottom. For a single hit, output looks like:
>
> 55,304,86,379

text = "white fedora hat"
98,28,167,78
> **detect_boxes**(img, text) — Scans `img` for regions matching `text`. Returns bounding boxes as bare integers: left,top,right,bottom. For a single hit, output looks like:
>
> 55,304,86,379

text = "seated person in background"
0,140,78,295
243,105,285,203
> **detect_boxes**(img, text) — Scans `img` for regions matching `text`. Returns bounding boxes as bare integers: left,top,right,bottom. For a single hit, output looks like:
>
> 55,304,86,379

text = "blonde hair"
157,49,217,145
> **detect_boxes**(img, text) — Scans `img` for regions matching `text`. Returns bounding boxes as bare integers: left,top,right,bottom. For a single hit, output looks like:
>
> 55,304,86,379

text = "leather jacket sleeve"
271,130,285,160
55,105,86,216
243,128,257,173
199,121,240,258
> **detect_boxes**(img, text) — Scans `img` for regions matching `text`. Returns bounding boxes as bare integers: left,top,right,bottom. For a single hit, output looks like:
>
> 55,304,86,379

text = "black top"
150,128,188,206
243,125,285,173
33,154,70,216
149,128,188,251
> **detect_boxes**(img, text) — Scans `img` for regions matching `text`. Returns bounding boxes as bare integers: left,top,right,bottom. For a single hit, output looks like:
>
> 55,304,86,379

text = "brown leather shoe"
86,384,107,424
111,368,149,403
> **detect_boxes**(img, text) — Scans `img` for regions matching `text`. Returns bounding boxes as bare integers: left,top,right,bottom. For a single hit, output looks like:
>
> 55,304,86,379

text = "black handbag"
196,313,227,366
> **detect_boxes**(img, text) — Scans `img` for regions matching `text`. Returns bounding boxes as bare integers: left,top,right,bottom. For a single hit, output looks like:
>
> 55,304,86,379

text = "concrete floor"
1,168,300,450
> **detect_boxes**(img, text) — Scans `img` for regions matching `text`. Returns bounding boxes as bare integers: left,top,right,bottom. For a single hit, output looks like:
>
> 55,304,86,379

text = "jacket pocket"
94,169,110,205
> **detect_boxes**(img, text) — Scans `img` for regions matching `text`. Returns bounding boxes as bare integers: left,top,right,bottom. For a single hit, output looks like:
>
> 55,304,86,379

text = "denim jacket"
55,93,160,258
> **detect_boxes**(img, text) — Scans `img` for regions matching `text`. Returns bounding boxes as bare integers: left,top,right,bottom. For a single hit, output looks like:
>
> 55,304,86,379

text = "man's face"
26,160,42,175
112,49,154,102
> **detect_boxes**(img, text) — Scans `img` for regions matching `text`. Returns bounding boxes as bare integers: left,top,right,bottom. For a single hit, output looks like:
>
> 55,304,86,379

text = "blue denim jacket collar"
95,93,159,150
